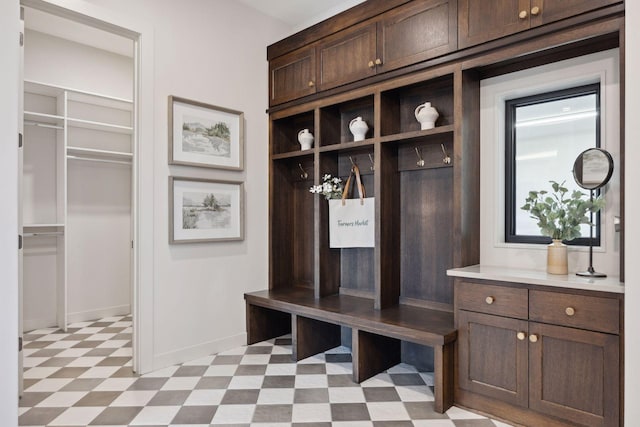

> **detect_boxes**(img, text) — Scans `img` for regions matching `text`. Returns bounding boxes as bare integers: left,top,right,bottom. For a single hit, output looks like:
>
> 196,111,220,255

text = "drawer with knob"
529,290,619,334
456,281,527,319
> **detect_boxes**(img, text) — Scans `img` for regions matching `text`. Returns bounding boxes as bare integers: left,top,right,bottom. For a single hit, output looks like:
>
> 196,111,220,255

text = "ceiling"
237,0,365,30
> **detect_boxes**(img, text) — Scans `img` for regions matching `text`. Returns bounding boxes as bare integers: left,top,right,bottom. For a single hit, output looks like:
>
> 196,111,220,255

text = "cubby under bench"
244,287,457,413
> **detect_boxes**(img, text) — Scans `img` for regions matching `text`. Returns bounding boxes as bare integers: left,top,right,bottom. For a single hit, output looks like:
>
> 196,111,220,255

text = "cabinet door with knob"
457,310,529,407
529,322,619,426
377,0,457,73
269,45,317,106
458,0,622,49
317,22,377,92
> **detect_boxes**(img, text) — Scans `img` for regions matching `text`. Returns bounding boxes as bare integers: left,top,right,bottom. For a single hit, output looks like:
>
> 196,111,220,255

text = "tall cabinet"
22,80,133,331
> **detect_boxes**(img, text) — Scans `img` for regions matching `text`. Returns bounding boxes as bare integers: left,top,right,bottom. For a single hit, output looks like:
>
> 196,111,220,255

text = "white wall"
0,0,20,424
479,50,621,276
81,0,290,369
24,29,133,99
625,1,640,424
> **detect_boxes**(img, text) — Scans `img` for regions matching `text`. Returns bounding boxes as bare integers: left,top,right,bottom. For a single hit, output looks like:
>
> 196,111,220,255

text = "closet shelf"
24,111,64,129
23,223,65,229
67,117,133,134
67,146,133,160
317,139,376,153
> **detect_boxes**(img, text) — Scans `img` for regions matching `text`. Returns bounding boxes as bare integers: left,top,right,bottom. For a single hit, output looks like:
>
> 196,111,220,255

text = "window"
505,83,601,245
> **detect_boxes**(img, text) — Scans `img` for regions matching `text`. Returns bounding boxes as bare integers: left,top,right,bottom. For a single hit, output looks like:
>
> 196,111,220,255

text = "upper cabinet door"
377,0,457,72
269,45,316,106
529,0,623,27
458,0,530,49
317,22,377,92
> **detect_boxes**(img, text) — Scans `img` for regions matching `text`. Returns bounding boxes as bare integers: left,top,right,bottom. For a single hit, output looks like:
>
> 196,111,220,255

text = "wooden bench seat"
244,287,456,413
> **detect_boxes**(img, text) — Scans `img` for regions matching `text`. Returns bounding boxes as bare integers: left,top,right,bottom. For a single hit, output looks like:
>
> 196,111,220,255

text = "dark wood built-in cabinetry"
251,0,625,425
455,278,623,426
458,0,622,49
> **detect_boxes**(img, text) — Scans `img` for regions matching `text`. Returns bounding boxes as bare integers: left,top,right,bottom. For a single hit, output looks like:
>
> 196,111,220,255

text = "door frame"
20,0,155,375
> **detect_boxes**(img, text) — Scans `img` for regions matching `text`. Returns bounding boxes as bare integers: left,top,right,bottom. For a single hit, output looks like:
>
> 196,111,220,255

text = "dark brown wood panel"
270,157,315,290
377,142,401,309
529,321,619,426
317,152,341,297
292,314,341,361
530,0,623,28
458,0,530,49
352,329,401,382
456,280,528,319
270,46,316,106
434,341,455,413
318,21,378,91
246,303,291,345
320,96,375,145
457,310,529,408
529,289,620,334
378,0,458,72
400,166,454,306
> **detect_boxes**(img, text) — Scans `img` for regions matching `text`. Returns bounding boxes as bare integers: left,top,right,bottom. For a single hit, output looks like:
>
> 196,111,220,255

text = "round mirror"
572,148,614,190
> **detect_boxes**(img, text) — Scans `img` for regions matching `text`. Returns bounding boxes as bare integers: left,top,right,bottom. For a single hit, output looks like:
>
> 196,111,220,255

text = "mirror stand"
576,189,606,278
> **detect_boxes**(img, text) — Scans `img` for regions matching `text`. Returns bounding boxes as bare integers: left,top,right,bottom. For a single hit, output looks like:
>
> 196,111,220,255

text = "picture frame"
169,176,244,243
168,95,244,170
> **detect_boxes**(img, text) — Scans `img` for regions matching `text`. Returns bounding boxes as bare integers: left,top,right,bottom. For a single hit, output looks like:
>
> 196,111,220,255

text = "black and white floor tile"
19,315,512,426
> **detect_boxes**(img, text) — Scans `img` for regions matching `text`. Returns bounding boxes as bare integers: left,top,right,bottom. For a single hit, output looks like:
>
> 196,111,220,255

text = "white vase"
547,239,568,275
349,117,369,141
414,102,439,130
297,129,314,150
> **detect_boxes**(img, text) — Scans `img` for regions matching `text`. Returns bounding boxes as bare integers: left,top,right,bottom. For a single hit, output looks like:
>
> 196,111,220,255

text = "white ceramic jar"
297,129,314,150
349,117,369,141
415,102,439,130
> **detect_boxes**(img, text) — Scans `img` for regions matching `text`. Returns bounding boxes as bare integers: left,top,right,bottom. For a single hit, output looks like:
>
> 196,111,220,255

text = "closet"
20,8,135,332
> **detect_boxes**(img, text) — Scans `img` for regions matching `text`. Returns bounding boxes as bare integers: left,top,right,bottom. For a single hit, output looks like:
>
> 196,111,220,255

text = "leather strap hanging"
341,164,366,205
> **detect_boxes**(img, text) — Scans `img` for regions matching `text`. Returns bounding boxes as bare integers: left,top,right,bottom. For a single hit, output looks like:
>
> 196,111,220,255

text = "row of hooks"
297,144,450,178
415,144,451,167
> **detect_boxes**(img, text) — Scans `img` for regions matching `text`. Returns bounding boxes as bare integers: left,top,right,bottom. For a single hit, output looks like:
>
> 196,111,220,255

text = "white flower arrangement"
309,173,343,200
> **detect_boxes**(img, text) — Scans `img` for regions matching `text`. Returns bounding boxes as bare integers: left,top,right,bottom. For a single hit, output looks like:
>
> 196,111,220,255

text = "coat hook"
414,147,425,167
441,143,451,164
298,163,308,179
349,156,357,172
368,153,374,171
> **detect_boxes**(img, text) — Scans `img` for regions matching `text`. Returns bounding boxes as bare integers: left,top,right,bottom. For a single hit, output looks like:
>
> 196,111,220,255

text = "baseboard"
67,304,131,324
24,317,58,332
152,332,247,372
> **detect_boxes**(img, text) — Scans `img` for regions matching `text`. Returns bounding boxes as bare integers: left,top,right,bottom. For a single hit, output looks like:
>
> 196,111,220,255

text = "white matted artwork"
168,96,244,170
169,176,244,243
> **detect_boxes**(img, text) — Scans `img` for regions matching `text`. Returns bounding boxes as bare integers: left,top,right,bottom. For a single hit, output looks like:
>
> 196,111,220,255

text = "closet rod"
24,120,63,130
67,155,131,166
24,232,64,237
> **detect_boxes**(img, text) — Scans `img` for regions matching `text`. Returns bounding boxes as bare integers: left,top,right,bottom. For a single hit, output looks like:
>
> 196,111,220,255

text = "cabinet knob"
529,334,538,343
375,58,382,66
485,296,495,305
531,6,540,16
519,10,528,19
517,332,526,341
565,307,575,316
308,81,315,87
368,60,375,68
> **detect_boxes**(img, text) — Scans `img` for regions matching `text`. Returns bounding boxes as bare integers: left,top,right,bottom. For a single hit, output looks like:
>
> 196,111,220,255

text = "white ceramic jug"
349,117,369,142
297,129,314,150
414,102,439,130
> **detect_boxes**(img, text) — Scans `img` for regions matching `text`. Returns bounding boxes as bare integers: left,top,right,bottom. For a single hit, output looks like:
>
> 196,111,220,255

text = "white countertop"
447,265,624,294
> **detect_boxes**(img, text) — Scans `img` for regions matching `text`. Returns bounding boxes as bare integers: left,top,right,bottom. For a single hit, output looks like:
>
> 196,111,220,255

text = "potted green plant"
521,180,604,274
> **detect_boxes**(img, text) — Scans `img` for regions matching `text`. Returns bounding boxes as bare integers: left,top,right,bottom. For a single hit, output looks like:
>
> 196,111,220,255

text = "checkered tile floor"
19,315,511,426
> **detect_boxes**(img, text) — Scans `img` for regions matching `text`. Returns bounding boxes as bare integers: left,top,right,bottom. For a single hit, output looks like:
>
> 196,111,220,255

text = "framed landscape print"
168,96,244,170
169,176,244,243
